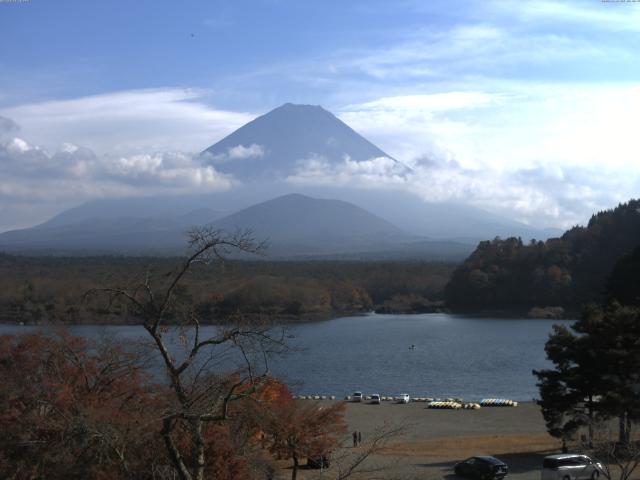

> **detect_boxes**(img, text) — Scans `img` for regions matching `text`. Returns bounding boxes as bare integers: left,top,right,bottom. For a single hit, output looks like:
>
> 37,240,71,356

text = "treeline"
0,255,455,324
445,199,640,312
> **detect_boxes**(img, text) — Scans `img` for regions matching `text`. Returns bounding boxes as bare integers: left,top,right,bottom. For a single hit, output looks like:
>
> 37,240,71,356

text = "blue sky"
4,0,639,108
1,0,640,230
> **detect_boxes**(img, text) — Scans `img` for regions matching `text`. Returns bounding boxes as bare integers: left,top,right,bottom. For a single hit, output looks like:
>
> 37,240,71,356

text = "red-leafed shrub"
0,332,165,479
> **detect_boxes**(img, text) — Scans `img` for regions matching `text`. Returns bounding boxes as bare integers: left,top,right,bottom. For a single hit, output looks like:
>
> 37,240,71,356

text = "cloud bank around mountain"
1,83,640,232
0,114,234,230
3,0,640,232
335,86,640,228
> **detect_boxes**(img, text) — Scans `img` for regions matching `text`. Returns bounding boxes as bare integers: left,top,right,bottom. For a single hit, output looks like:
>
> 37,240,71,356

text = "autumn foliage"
0,254,454,325
445,199,640,310
0,331,167,479
0,333,347,479
252,383,347,480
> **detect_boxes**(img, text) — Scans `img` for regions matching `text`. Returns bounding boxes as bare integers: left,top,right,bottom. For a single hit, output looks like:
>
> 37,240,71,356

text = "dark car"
307,455,330,469
455,456,509,480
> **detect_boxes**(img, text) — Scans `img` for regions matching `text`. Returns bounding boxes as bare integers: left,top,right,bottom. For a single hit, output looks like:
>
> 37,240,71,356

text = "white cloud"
228,144,265,159
290,84,640,229
402,158,632,229
349,92,498,113
0,122,235,230
103,151,234,188
287,155,410,189
0,134,234,191
206,143,266,163
340,84,640,173
497,0,640,33
340,21,620,84
0,88,254,155
7,137,32,154
0,92,248,230
287,150,633,229
339,93,492,166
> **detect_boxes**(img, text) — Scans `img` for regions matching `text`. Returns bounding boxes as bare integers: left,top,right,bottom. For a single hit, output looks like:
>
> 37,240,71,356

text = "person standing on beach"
352,431,358,447
358,431,362,445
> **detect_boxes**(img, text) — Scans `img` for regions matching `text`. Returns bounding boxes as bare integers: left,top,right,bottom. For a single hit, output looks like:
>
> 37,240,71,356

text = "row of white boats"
292,394,519,409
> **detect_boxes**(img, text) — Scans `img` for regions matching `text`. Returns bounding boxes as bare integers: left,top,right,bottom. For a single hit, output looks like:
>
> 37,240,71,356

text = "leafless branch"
332,422,408,480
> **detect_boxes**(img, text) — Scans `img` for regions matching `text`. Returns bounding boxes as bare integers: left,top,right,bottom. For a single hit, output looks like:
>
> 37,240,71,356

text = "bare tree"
592,441,640,480
87,227,286,480
579,420,640,480
330,423,407,480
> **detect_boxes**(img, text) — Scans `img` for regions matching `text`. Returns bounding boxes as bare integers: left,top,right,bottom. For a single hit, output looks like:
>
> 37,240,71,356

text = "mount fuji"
0,103,560,257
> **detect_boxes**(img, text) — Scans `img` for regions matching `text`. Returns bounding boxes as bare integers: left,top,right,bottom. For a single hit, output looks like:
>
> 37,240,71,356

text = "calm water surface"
0,313,572,401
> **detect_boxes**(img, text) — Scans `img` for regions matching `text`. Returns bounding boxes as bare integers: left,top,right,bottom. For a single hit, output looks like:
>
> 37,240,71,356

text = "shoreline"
0,308,577,327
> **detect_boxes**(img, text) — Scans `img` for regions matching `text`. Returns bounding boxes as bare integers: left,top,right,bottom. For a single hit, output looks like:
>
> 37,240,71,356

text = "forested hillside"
0,255,454,324
445,199,640,311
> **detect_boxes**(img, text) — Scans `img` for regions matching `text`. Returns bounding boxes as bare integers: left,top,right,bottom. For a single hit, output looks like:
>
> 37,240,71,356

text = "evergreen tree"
607,246,640,306
535,303,640,445
578,304,640,444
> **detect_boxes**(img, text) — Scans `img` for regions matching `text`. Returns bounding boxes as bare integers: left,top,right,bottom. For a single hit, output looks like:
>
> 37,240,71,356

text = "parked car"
370,394,381,404
541,454,604,480
397,393,410,404
454,456,508,480
352,391,363,402
307,455,330,469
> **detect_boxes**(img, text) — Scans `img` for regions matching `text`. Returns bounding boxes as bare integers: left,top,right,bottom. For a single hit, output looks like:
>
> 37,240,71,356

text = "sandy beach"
288,400,562,480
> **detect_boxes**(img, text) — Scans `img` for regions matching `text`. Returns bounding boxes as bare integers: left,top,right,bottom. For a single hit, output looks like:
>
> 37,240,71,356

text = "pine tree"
535,303,640,445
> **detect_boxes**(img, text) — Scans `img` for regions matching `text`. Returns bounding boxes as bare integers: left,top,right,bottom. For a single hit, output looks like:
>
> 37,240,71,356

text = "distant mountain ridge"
39,196,223,230
0,193,474,259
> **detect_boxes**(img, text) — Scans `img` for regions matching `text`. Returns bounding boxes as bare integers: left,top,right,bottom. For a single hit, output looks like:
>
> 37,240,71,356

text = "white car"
541,454,604,480
396,393,410,404
352,391,363,402
370,394,381,404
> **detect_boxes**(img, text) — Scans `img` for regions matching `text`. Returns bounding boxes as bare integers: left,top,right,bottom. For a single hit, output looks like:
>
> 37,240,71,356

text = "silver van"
541,454,604,480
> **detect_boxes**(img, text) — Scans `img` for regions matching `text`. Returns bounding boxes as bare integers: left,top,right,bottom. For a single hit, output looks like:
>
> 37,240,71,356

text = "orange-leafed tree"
257,391,347,480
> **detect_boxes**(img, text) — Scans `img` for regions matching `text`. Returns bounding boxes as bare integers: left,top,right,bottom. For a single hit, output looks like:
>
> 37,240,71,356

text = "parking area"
295,400,561,480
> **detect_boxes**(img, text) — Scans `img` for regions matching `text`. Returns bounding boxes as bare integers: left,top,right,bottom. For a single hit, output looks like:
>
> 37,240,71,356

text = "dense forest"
445,199,640,313
5,199,639,324
0,255,454,324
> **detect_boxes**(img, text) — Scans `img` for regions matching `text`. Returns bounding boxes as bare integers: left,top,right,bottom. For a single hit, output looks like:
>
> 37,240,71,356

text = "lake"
0,313,572,401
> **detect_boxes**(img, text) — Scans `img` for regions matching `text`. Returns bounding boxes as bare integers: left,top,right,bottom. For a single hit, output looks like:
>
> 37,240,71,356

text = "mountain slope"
39,196,223,230
296,187,562,241
0,215,201,255
202,103,406,180
214,193,404,240
212,193,416,256
0,193,425,257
